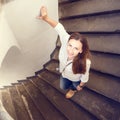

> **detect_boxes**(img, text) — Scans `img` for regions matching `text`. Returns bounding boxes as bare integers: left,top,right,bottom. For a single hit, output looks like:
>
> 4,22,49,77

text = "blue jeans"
60,76,81,90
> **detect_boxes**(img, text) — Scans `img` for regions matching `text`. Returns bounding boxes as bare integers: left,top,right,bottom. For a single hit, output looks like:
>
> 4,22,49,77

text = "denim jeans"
60,76,81,90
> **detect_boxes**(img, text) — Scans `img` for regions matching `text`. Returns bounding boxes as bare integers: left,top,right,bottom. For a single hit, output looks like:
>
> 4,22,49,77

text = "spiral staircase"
0,0,120,120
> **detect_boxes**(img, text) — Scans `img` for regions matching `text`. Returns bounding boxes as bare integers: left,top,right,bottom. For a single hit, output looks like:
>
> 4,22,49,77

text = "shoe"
65,89,76,99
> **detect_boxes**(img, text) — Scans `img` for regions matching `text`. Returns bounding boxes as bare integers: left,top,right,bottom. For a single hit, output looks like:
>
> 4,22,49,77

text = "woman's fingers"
40,6,47,17
36,6,47,20
76,85,82,91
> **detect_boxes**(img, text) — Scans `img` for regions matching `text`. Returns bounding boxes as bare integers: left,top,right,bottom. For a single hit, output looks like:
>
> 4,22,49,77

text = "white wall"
0,0,58,87
0,10,20,68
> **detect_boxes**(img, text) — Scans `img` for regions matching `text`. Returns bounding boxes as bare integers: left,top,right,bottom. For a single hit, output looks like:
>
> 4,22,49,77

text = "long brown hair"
68,33,90,74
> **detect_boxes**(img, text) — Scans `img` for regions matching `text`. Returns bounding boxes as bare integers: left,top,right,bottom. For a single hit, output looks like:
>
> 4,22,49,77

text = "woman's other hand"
76,85,83,91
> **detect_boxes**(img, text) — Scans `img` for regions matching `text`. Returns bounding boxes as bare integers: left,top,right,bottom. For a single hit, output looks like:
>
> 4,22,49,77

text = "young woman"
37,6,91,99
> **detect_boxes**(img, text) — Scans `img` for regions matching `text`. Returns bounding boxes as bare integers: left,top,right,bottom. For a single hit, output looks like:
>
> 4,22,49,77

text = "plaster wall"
0,0,58,87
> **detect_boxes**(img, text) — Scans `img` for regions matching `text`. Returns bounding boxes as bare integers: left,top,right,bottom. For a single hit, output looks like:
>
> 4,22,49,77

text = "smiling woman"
67,37,83,60
37,6,91,99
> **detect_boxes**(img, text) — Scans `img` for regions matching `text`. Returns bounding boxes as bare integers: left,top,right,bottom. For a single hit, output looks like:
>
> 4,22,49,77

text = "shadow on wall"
1,46,21,69
0,46,23,87
0,0,58,87
0,8,20,68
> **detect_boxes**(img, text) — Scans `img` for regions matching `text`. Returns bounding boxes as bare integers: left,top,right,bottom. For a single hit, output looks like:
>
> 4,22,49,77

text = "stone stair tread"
37,70,120,120
51,47,59,60
0,88,17,120
91,51,120,77
60,12,120,33
37,69,60,81
43,60,120,103
37,69,60,89
44,60,60,75
59,0,120,19
16,83,45,120
56,36,61,47
9,86,31,120
31,76,97,120
88,70,120,103
22,80,67,120
87,34,120,55
73,87,120,120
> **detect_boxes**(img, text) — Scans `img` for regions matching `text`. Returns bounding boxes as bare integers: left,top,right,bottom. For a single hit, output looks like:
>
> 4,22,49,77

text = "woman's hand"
76,85,83,91
37,6,48,20
36,6,58,27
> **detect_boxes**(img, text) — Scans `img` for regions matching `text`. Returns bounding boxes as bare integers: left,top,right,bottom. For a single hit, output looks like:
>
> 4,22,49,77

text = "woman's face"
67,39,83,60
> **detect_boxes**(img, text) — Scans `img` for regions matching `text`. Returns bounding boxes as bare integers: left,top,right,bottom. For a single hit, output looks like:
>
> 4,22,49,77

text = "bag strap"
62,62,72,73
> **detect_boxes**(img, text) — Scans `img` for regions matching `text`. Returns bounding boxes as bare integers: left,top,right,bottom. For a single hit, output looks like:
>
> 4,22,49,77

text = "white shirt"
54,23,91,82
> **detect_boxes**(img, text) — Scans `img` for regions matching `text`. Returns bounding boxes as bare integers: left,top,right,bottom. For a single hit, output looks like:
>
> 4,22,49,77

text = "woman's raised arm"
37,6,58,28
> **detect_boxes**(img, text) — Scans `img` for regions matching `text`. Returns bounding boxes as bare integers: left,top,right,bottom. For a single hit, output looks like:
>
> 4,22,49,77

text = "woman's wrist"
42,15,48,20
79,85,84,88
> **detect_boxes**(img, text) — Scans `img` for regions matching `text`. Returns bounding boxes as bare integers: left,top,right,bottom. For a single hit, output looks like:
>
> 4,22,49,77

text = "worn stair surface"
0,0,120,120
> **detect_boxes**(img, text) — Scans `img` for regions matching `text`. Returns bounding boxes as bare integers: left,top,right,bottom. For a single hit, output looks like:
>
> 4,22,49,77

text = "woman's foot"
65,89,76,99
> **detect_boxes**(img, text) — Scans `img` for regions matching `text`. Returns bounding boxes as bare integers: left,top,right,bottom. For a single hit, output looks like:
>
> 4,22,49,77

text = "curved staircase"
0,0,120,120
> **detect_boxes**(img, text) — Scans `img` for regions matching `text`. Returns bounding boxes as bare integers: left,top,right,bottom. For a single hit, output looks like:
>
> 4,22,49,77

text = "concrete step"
37,70,120,120
88,70,120,103
56,36,61,47
43,60,120,102
91,52,120,77
87,34,120,54
9,86,31,120
51,47,59,60
15,83,45,120
44,60,60,75
0,88,17,120
59,0,120,18
21,80,67,120
60,12,120,32
31,76,97,120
